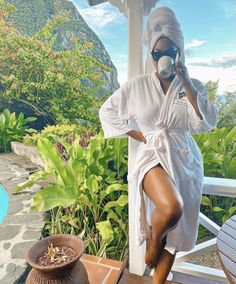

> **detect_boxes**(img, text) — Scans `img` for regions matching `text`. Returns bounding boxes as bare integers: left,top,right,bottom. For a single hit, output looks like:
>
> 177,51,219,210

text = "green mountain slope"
6,0,120,93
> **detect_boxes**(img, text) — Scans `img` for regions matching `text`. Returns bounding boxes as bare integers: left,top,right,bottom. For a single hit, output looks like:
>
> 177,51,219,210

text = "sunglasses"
151,47,180,61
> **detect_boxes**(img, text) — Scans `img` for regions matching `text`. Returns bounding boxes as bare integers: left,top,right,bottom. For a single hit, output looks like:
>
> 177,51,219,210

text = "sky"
71,0,236,95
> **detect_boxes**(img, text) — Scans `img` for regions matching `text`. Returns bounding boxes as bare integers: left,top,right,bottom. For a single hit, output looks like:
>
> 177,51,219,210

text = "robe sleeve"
98,83,133,139
186,78,219,134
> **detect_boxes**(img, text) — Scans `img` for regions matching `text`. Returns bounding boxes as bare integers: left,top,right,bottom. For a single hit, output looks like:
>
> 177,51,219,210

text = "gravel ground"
185,249,222,269
184,236,222,269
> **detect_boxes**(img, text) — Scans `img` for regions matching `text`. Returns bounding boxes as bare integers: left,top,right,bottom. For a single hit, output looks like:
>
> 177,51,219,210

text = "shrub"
23,123,97,147
0,108,37,152
13,130,129,260
193,125,236,231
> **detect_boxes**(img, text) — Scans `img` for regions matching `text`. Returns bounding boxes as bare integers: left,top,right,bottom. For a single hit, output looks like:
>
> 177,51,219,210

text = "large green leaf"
228,206,236,215
113,138,127,171
13,170,49,193
201,195,211,207
96,220,114,244
23,116,37,124
86,174,99,194
105,184,128,195
103,195,128,211
8,112,16,129
31,186,80,211
228,157,236,177
3,108,10,123
213,206,225,212
37,138,68,186
225,125,236,145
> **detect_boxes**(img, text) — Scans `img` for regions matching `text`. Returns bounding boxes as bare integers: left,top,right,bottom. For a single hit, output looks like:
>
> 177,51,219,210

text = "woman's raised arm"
186,78,219,134
99,84,133,139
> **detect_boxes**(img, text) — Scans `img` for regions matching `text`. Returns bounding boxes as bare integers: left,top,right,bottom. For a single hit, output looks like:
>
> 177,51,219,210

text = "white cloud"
76,2,124,28
190,66,236,94
212,53,236,68
185,39,207,55
186,55,236,94
188,53,236,68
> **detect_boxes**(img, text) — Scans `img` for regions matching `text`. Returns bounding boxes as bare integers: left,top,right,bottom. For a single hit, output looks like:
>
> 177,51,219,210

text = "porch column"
126,0,146,275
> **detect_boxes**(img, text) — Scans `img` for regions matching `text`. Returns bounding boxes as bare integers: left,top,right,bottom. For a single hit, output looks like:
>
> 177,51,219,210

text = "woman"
99,6,218,284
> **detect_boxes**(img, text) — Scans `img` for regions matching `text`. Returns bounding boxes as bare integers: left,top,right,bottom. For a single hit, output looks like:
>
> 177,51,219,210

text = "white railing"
129,176,236,283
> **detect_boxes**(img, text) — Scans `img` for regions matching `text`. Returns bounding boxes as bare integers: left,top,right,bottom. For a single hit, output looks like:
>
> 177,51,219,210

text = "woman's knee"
162,200,184,225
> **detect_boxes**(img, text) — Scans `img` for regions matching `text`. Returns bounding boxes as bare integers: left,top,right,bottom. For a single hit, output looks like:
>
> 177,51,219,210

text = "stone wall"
11,142,44,168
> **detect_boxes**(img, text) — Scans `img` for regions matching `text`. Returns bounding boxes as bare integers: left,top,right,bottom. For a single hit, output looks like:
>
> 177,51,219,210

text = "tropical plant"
23,124,97,147
0,108,37,152
193,125,236,230
0,0,111,126
13,131,129,260
204,80,236,129
205,80,219,104
193,125,236,178
217,93,236,128
201,194,236,224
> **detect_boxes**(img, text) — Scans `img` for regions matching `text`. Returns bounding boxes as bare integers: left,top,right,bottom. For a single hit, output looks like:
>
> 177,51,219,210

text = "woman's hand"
174,60,192,89
174,60,203,119
127,130,147,144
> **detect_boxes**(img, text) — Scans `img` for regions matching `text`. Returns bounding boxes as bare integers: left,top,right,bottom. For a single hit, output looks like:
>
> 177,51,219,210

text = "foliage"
205,80,219,104
0,0,15,14
217,93,236,128
0,108,37,152
204,80,236,129
0,1,110,126
23,123,97,146
201,194,236,225
13,131,129,260
193,125,236,178
193,81,236,236
193,125,236,229
6,0,59,37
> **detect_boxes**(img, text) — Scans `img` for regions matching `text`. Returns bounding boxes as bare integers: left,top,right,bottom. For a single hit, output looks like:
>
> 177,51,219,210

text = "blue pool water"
0,184,9,224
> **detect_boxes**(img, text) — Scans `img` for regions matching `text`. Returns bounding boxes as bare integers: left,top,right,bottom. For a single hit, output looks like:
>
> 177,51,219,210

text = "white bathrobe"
99,72,218,255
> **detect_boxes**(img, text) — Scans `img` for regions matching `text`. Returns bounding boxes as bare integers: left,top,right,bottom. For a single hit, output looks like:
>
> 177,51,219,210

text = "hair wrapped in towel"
142,6,185,73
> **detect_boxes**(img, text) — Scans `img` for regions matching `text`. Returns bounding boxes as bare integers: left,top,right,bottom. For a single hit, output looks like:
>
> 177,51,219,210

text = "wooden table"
217,214,236,283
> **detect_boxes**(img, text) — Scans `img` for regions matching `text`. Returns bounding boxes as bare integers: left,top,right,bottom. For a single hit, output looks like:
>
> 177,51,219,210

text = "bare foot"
145,235,162,270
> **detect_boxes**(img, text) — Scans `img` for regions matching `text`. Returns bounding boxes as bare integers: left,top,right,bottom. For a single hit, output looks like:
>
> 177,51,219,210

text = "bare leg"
152,249,176,284
146,226,168,270
142,164,183,270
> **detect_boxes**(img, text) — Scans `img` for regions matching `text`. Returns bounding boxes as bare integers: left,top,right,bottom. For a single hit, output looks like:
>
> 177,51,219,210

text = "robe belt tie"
143,126,187,152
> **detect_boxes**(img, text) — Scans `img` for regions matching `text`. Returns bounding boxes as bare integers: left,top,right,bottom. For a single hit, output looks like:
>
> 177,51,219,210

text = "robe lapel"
152,72,180,124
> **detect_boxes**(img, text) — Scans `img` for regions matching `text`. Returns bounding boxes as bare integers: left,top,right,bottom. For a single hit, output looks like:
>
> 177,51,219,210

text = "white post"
126,0,146,275
127,0,144,79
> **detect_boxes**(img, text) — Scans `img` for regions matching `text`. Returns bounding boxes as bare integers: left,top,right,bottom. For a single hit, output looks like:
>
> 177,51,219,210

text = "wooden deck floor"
115,256,178,284
118,269,178,284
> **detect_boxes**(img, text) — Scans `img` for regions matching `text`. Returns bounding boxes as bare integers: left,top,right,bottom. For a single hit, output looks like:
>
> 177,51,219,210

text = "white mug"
158,56,175,79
